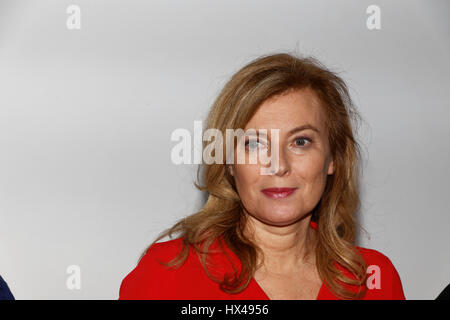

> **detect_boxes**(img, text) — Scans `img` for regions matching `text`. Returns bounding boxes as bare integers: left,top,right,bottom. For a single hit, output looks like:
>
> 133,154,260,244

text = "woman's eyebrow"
243,124,320,137
288,124,320,135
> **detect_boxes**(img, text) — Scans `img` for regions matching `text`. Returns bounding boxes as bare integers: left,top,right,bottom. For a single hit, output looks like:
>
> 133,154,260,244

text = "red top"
119,221,406,300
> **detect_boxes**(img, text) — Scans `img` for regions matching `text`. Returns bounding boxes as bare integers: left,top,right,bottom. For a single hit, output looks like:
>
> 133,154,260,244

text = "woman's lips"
261,187,297,199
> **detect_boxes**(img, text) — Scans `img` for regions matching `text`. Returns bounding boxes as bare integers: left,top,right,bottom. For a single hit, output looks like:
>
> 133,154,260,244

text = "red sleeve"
389,258,406,300
119,243,176,300
359,247,406,300
377,251,406,300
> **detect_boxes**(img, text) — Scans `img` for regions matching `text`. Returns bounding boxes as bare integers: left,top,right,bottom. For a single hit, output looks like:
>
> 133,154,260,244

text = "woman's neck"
243,213,318,274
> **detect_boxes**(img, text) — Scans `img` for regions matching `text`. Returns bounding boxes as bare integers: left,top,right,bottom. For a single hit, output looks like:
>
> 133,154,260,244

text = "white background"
0,0,449,299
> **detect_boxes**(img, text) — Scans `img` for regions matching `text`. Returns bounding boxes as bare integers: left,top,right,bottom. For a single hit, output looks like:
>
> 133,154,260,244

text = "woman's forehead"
244,89,326,133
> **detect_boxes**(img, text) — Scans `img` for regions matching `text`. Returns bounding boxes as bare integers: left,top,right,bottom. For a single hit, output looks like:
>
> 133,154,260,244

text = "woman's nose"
270,145,290,176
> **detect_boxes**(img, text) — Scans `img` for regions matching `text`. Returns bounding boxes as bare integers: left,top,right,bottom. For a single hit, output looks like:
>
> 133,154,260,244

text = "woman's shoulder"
119,237,187,300
352,246,406,299
354,246,395,266
147,237,185,258
135,237,187,271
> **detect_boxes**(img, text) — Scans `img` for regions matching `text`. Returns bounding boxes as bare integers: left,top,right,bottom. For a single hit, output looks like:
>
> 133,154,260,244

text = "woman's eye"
293,136,312,148
244,137,311,151
245,139,266,150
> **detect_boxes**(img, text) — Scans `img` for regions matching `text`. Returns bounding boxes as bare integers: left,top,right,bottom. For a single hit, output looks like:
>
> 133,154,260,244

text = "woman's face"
229,87,335,227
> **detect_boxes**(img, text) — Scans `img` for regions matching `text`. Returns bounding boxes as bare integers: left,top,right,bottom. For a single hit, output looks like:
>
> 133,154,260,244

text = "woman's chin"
258,212,305,227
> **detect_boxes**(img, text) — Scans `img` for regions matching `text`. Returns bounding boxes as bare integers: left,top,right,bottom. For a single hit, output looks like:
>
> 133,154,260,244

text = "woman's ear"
327,159,335,175
228,165,234,176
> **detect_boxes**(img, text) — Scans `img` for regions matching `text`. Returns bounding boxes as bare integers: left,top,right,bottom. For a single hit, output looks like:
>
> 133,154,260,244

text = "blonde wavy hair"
142,52,368,299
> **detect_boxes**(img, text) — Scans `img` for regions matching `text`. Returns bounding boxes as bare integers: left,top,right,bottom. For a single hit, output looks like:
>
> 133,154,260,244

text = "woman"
119,52,406,300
